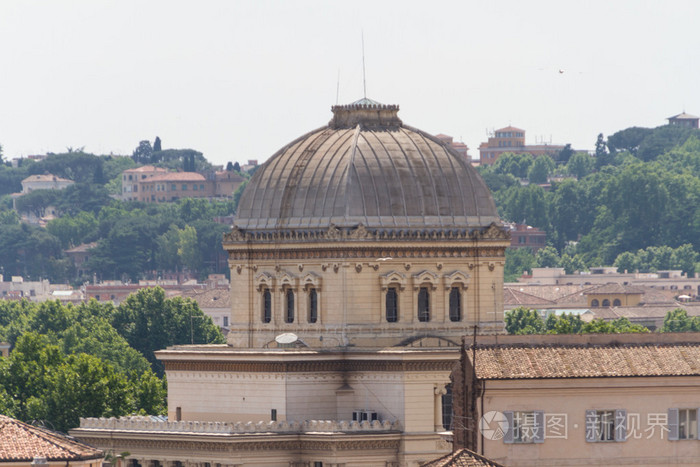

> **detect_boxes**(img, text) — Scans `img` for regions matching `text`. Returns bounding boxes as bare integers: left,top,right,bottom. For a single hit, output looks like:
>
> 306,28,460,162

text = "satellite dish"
275,333,298,345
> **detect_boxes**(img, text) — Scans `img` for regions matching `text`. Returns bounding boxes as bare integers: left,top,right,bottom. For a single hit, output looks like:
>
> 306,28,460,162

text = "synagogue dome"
235,98,499,232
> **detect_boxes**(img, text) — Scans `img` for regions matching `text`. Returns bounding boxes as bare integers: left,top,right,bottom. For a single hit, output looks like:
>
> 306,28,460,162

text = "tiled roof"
123,165,168,173
181,288,231,308
586,282,645,295
148,172,206,182
0,415,103,462
22,175,73,183
421,448,506,467
471,341,700,380
503,287,555,306
65,242,98,253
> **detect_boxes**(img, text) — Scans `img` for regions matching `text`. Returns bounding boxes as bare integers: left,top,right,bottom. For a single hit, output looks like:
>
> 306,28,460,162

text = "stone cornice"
223,222,509,246
227,245,507,262
162,359,457,373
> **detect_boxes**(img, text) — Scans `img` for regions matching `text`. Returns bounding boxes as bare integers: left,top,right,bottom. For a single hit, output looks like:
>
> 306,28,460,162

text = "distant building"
505,223,546,251
65,242,98,279
667,112,699,129
0,414,103,467
240,159,258,173
0,342,9,357
435,134,470,161
20,174,74,193
139,172,210,202
121,167,245,202
478,126,565,166
121,166,169,200
212,170,246,198
0,277,73,302
451,332,700,466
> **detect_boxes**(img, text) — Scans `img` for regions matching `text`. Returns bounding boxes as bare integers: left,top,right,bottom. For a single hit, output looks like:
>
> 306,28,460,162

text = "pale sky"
1,0,699,167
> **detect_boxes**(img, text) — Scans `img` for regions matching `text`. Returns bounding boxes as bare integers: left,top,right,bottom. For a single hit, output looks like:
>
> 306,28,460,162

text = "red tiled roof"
586,282,645,295
471,341,700,380
123,165,168,173
421,448,506,467
0,415,103,462
147,172,206,182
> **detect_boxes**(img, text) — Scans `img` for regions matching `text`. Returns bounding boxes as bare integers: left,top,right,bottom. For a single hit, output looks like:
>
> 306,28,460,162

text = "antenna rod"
362,31,367,98
336,69,340,105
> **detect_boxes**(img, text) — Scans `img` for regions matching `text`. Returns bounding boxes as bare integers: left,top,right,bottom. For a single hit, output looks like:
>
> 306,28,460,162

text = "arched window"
418,287,430,322
602,299,610,307
262,288,272,323
613,299,621,307
449,287,461,322
591,299,599,307
308,288,318,323
386,287,398,322
285,289,295,323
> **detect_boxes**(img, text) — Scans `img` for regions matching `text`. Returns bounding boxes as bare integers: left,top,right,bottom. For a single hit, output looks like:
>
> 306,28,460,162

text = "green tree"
492,152,534,179
504,247,536,282
111,287,225,375
607,127,653,156
178,225,200,271
595,133,613,168
566,152,595,179
132,140,153,164
661,308,700,332
556,144,574,164
505,307,545,335
153,137,162,152
535,246,560,268
14,189,61,219
527,155,555,183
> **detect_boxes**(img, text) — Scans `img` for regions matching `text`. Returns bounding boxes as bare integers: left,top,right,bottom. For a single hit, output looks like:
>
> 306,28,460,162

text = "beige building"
121,166,169,201
72,97,510,466
478,127,565,166
451,332,700,466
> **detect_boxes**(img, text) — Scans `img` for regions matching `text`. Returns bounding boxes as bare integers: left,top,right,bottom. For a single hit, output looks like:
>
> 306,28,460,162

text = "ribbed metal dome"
235,99,500,231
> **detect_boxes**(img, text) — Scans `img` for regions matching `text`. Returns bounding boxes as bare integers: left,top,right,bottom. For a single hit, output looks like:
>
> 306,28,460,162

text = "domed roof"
235,99,500,231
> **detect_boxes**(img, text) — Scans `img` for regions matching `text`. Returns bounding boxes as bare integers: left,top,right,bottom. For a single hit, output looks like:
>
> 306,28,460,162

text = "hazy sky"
1,0,699,167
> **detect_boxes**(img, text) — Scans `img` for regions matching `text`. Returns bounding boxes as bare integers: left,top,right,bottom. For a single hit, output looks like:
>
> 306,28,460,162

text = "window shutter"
614,409,627,442
667,408,679,441
585,410,597,443
503,411,514,444
534,410,545,444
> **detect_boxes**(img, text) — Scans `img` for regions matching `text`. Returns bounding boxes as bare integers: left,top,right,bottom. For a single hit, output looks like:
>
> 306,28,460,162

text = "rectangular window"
586,409,626,442
193,184,198,191
386,287,398,322
513,411,538,443
308,288,318,323
182,184,188,190
262,289,272,323
200,184,205,190
680,409,698,440
418,287,430,322
271,409,277,421
449,287,461,321
504,411,544,444
285,289,294,323
223,316,229,327
670,408,698,440
172,184,177,191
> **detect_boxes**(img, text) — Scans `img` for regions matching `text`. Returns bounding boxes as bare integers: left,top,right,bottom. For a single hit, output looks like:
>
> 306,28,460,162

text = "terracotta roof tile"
586,282,645,295
471,342,700,380
421,448,506,467
0,415,103,462
147,172,206,182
